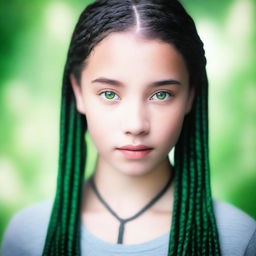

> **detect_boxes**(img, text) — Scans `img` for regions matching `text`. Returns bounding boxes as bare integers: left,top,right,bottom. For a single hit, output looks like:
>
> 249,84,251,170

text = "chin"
117,166,154,177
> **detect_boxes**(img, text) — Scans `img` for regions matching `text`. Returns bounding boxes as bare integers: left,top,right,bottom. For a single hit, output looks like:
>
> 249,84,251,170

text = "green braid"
42,76,86,255
168,72,221,255
42,0,222,255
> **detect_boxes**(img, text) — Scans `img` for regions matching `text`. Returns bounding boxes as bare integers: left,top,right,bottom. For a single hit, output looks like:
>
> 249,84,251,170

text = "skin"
71,31,194,244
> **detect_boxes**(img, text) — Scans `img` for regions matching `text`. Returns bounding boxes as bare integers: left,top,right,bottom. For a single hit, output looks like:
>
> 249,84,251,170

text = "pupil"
106,92,114,99
157,92,165,99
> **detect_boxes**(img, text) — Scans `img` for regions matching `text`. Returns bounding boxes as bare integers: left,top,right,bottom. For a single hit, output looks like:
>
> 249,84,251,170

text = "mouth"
116,145,153,159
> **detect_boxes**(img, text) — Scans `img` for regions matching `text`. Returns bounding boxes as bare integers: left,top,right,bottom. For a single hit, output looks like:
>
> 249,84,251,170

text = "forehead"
81,31,188,83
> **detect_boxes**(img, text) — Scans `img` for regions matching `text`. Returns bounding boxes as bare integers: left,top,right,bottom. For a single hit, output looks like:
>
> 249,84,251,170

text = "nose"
120,100,150,136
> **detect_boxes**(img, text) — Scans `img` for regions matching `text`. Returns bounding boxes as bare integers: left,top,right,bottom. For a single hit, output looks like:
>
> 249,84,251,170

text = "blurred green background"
0,0,255,243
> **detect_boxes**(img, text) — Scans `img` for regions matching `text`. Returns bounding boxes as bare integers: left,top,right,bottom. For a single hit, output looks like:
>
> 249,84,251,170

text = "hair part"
70,0,205,88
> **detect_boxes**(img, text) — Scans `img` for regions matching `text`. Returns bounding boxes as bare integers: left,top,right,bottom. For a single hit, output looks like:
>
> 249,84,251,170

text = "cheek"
157,115,184,146
153,103,186,148
84,101,116,151
86,116,109,155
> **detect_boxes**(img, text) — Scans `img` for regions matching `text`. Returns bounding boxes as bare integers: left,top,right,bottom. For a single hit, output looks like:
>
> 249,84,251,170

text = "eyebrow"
91,77,181,87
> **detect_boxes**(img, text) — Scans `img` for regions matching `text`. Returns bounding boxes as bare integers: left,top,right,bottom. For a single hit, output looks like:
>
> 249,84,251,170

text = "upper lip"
117,145,153,151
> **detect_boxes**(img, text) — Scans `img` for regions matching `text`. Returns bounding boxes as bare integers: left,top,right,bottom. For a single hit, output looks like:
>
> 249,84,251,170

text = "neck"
84,155,174,217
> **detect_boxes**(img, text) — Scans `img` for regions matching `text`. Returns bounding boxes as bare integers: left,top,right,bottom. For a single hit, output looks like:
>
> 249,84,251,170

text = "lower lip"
117,149,153,159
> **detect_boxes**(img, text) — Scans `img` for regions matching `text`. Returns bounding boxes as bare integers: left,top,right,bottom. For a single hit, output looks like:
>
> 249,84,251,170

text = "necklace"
89,170,174,244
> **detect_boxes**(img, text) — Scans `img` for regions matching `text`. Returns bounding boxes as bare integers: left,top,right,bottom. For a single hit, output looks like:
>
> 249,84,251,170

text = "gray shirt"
1,199,256,256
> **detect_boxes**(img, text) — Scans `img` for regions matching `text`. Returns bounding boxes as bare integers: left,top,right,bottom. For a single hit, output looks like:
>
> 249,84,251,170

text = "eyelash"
98,90,174,102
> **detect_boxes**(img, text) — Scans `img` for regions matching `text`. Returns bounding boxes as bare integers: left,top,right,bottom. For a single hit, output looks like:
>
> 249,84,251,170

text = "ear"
70,74,86,114
185,86,195,114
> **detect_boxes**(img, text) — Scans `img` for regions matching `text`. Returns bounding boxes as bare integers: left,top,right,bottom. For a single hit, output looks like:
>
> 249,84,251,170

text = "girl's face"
71,31,194,176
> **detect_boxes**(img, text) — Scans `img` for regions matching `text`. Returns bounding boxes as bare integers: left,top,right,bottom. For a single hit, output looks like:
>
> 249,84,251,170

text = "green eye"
151,91,171,101
100,91,119,100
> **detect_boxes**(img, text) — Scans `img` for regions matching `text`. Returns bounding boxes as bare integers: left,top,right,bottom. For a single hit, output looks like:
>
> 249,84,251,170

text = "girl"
1,0,256,255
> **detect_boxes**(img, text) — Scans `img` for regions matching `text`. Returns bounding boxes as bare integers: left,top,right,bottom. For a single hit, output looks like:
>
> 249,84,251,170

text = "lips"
117,144,153,151
116,145,153,159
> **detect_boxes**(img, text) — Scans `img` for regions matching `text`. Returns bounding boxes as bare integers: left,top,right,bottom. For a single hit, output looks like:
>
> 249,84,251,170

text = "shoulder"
213,199,256,256
1,199,53,256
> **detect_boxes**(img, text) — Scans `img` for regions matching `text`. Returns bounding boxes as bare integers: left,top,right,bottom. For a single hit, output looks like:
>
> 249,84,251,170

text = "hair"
42,0,221,255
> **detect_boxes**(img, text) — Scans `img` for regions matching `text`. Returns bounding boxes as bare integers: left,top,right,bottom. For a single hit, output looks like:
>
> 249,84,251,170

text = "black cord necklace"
89,170,175,244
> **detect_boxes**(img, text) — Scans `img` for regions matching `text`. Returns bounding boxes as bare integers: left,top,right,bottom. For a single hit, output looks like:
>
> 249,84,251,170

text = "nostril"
123,121,150,136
